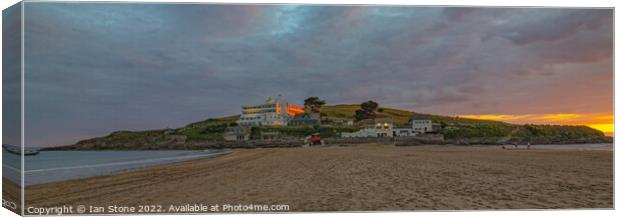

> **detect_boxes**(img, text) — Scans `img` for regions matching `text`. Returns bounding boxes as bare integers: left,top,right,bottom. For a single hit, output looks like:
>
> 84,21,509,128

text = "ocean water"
2,149,229,186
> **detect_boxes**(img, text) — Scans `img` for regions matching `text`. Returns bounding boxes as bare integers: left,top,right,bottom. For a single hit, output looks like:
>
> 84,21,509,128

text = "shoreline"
12,149,232,187
39,138,614,151
20,144,613,212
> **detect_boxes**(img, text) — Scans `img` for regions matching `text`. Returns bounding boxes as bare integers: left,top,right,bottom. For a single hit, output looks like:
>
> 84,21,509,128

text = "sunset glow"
458,113,614,136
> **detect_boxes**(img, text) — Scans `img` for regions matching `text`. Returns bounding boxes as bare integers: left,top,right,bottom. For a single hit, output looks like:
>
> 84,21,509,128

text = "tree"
361,100,378,112
354,110,371,121
304,97,326,113
355,100,379,121
250,127,261,140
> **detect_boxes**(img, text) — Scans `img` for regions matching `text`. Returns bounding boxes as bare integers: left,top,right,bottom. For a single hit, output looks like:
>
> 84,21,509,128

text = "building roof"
410,114,433,120
374,117,394,122
356,118,394,126
292,113,320,120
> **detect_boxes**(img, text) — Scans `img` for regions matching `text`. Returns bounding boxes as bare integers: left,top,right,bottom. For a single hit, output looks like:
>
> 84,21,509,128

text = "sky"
4,3,613,146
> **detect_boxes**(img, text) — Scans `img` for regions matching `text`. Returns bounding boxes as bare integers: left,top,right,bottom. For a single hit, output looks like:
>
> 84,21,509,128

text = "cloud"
17,3,613,146
486,9,612,45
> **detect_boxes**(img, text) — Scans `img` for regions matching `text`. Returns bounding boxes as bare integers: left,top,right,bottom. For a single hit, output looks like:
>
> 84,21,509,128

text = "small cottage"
224,126,251,141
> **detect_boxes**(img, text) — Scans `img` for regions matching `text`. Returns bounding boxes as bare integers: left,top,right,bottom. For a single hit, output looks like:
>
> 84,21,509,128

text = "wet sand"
22,145,613,212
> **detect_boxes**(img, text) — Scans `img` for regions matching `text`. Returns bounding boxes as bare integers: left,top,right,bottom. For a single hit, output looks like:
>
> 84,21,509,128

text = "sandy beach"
21,144,612,213
2,178,21,214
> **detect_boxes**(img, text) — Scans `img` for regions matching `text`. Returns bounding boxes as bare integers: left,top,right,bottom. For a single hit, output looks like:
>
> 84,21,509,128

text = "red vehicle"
305,133,323,146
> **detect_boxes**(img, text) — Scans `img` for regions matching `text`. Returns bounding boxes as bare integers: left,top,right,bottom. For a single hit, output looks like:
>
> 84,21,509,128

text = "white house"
411,116,434,133
393,128,415,137
341,118,394,138
341,116,440,138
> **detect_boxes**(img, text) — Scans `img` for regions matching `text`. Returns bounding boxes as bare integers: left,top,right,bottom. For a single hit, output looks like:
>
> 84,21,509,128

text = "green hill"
321,104,510,125
48,104,610,150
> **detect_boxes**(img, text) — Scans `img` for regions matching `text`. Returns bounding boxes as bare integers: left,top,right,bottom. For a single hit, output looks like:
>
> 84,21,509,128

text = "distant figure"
514,144,518,149
501,145,506,150
527,142,531,150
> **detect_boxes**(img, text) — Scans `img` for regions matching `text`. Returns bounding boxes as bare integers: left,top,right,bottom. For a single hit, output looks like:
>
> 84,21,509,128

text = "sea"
2,149,229,186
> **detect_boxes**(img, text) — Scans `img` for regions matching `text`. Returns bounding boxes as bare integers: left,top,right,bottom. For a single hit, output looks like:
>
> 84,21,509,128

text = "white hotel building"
237,95,304,126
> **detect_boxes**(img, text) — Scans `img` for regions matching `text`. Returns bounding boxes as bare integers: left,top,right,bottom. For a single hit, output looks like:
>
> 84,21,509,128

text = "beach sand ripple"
22,145,613,211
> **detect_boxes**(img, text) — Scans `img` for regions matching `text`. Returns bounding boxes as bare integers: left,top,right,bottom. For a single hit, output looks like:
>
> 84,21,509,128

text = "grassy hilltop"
47,105,610,150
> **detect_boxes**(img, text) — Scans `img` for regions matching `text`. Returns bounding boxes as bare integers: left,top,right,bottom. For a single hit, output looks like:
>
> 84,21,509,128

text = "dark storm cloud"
19,3,612,146
487,9,612,45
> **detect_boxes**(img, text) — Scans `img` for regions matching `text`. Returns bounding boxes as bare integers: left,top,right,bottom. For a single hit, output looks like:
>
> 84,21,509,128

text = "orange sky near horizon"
456,113,614,136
